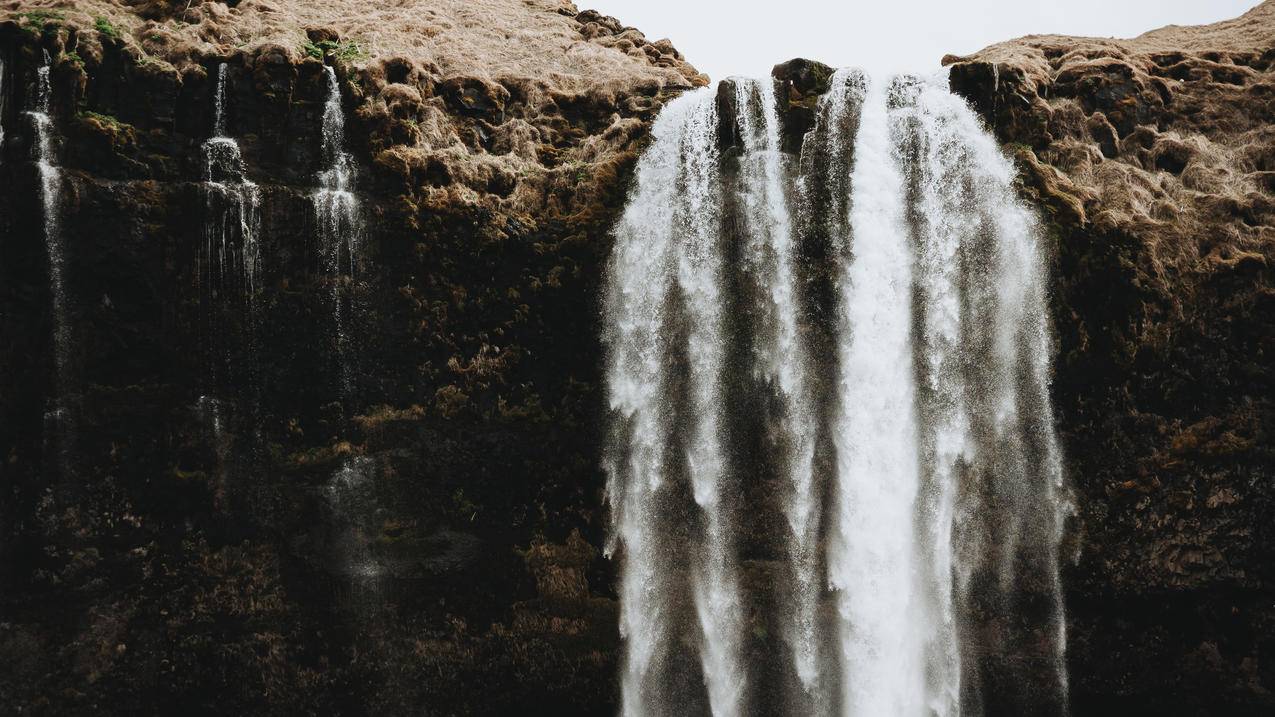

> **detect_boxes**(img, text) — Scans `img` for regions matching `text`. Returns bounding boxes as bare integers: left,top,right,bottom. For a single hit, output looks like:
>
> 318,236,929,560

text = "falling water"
314,65,363,406
312,66,381,598
604,88,746,717
202,63,261,305
1,56,7,160
827,74,927,716
197,62,262,494
731,78,822,706
606,69,1069,716
27,51,74,474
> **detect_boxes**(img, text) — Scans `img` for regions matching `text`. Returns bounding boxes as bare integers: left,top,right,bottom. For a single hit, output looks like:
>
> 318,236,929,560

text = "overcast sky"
582,0,1261,80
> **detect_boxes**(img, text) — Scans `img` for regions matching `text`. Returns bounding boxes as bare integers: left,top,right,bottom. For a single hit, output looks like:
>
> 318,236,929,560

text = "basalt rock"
0,2,698,714
947,3,1275,713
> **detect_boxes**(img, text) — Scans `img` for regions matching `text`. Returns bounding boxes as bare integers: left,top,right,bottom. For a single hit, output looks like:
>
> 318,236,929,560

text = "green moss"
63,51,83,68
301,39,368,63
94,15,121,41
18,9,63,35
79,110,132,131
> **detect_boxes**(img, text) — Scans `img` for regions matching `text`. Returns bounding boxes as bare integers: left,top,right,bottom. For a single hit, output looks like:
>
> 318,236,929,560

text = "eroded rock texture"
0,2,699,713
946,3,1275,713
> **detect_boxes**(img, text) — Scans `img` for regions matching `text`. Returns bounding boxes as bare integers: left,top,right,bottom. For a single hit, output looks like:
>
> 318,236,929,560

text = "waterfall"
314,65,362,406
731,78,823,706
27,50,74,475
827,74,927,716
312,66,381,595
1,56,7,161
201,63,261,309
605,70,1069,716
196,62,262,494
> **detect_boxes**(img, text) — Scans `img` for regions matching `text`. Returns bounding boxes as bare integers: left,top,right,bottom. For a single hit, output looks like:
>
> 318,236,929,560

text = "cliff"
945,3,1275,713
0,1,700,713
0,0,1271,714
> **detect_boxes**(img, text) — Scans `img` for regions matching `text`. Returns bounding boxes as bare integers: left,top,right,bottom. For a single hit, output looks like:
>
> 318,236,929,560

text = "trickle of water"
1,56,7,161
314,65,363,406
26,51,74,476
606,68,1070,716
312,65,379,603
326,455,384,593
202,63,261,299
196,62,263,491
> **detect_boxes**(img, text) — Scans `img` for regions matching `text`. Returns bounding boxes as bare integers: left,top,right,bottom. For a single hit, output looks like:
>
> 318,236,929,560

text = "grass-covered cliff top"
1,0,706,90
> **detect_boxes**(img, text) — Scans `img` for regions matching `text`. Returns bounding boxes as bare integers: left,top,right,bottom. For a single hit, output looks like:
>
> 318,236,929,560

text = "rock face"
0,2,699,714
0,0,1271,714
945,3,1275,713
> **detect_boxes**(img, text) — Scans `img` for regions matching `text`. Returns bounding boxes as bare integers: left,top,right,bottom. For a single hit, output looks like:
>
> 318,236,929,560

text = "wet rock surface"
0,2,697,713
946,2,1275,713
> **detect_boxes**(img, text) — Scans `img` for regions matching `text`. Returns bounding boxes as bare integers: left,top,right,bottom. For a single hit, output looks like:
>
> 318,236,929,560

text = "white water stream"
605,69,1069,716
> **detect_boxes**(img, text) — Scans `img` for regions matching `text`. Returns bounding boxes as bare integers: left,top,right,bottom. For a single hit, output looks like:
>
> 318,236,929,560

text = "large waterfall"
604,70,1070,716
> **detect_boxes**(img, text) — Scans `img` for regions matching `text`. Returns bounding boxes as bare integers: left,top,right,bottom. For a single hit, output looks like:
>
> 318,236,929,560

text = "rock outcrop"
945,3,1275,713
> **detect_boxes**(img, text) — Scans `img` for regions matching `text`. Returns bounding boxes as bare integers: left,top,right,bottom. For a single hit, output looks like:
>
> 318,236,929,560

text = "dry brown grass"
948,1,1275,301
3,0,703,88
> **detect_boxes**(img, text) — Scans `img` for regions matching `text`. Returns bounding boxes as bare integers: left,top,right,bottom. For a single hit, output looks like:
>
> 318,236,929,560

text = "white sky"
581,0,1262,80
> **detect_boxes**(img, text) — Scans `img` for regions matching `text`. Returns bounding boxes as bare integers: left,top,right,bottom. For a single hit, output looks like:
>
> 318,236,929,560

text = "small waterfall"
202,62,261,304
197,62,262,494
606,69,1069,716
1,56,7,160
314,65,362,406
27,50,74,475
312,66,381,597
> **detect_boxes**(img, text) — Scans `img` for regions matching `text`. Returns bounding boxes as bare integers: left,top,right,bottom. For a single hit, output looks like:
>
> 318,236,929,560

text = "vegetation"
79,111,131,132
302,39,368,63
17,9,64,34
94,15,121,41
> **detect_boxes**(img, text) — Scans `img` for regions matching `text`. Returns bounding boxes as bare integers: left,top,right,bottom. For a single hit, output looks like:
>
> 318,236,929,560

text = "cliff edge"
946,3,1275,712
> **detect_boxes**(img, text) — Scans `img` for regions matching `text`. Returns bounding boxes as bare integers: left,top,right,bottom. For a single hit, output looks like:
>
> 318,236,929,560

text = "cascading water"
197,62,262,491
314,65,363,407
827,73,927,716
27,50,74,475
731,78,823,707
1,56,7,160
604,88,746,717
605,69,1069,716
202,62,261,303
312,66,382,595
